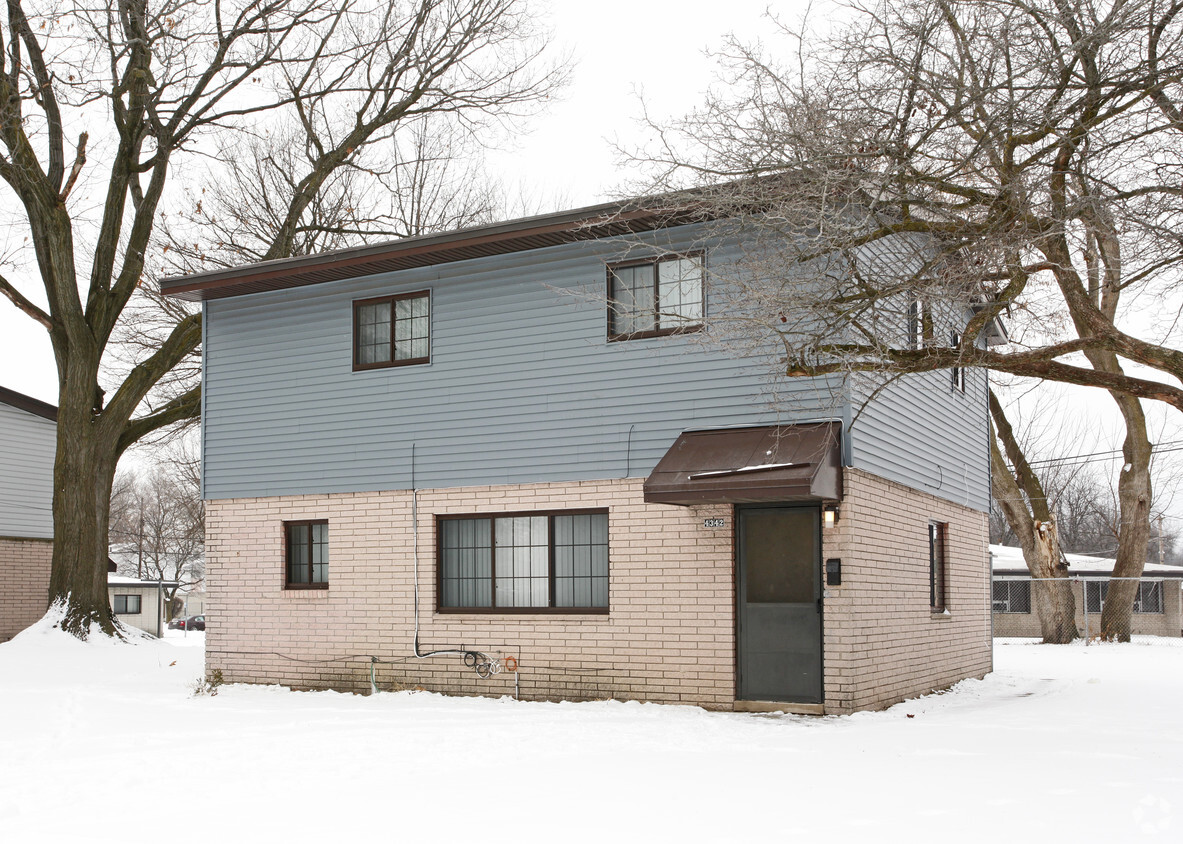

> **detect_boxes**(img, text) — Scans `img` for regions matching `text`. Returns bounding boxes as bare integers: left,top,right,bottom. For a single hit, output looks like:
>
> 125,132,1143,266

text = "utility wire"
1022,440,1183,469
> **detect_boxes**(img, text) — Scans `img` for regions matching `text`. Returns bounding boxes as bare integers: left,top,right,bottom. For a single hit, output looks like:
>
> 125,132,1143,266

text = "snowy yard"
1,620,1180,843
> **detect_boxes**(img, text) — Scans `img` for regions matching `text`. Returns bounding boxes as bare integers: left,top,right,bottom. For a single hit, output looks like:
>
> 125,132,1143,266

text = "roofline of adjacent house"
108,578,182,587
159,195,712,303
0,385,57,422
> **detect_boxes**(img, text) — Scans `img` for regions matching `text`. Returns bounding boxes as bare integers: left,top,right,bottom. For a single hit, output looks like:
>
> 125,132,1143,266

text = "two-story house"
0,386,56,642
162,199,993,714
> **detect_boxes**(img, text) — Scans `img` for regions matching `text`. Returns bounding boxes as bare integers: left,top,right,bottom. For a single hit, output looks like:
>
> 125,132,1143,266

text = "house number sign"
703,518,726,528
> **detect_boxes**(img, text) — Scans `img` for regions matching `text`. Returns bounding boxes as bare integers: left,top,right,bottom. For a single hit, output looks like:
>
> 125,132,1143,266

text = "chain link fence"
992,576,1183,643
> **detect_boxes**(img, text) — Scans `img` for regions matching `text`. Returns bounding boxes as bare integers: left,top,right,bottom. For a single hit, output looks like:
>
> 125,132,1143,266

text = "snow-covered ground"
2,620,1180,843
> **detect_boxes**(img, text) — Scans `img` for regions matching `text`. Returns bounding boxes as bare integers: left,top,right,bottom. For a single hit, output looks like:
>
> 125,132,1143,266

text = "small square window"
353,291,430,370
991,580,1031,613
286,520,329,589
608,254,704,339
113,594,142,614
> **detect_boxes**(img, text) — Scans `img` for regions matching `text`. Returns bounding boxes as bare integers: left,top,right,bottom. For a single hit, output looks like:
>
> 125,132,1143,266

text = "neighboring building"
178,587,205,617
0,386,55,642
163,199,996,714
991,544,1183,638
107,574,178,637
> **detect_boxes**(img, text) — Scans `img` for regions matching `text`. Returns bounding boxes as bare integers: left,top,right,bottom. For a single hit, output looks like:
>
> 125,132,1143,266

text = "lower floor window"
286,520,329,588
1085,580,1163,614
113,594,142,615
439,510,609,611
929,522,947,612
992,580,1031,613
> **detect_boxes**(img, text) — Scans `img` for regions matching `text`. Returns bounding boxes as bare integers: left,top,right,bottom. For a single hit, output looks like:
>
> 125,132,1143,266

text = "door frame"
733,503,824,704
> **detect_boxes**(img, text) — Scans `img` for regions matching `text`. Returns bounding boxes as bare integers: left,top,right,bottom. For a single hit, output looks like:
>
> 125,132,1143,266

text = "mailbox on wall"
825,558,842,586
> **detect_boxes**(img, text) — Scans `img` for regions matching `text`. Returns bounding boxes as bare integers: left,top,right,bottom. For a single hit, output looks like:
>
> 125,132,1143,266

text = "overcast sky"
2,0,1176,534
0,0,796,405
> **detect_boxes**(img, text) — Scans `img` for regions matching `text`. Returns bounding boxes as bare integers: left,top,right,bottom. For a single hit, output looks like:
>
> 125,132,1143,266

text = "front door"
737,506,822,703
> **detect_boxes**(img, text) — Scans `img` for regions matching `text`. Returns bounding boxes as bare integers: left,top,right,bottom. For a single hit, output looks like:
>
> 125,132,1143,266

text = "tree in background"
634,0,1183,640
0,0,564,637
110,445,204,620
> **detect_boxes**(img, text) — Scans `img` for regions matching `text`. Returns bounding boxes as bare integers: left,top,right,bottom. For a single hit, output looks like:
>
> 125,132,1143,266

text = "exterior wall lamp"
823,504,840,528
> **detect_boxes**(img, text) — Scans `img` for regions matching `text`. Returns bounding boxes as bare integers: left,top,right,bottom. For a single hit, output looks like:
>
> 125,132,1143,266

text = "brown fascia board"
159,198,711,303
0,385,57,422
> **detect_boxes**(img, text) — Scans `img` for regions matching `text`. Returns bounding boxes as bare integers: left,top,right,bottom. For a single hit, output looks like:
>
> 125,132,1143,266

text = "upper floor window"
286,520,329,589
907,298,932,349
950,330,966,392
438,510,609,612
608,254,704,339
353,290,430,370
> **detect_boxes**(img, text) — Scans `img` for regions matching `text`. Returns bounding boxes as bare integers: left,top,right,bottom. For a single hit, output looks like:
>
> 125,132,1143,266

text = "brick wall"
822,470,992,711
0,537,52,642
205,468,990,713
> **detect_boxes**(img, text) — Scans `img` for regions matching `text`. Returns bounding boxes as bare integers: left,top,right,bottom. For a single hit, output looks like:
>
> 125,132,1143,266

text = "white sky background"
0,0,1179,530
0,0,791,405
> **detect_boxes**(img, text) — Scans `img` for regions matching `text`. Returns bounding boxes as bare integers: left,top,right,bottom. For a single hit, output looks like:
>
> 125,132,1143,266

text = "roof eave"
160,199,708,303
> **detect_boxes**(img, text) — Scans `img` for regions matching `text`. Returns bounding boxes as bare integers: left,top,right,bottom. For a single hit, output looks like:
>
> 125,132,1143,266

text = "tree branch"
0,271,54,330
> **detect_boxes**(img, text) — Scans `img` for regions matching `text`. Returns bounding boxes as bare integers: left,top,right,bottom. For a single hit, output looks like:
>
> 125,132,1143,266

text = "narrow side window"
929,522,947,612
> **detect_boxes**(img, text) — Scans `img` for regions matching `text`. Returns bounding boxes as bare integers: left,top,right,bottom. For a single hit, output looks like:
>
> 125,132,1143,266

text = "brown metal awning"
643,423,843,506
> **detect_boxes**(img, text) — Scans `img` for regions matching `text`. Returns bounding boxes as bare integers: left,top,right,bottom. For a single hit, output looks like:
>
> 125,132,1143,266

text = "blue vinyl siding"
202,228,988,511
0,401,55,538
850,367,990,511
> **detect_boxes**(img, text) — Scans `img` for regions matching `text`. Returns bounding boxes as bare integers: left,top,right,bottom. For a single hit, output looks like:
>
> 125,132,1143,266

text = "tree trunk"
1099,406,1153,642
45,377,121,639
989,390,1077,643
1027,521,1077,644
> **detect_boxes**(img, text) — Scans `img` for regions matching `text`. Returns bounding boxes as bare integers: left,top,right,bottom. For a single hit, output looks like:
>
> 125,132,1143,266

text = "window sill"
285,584,329,594
353,357,429,372
607,325,702,343
436,607,609,616
931,609,952,619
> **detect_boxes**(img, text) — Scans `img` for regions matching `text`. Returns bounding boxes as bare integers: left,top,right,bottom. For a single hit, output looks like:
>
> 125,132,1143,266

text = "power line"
1021,441,1183,470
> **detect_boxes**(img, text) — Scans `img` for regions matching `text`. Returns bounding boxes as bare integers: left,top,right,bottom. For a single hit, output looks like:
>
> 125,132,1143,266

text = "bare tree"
0,0,564,637
633,0,1183,639
110,445,204,619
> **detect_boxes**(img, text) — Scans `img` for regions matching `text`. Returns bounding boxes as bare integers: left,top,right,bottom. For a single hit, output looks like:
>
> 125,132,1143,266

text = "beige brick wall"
206,479,737,707
205,468,990,713
822,470,992,712
0,537,52,642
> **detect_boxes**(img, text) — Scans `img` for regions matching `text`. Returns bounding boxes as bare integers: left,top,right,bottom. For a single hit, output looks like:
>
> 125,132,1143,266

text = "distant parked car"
168,615,205,631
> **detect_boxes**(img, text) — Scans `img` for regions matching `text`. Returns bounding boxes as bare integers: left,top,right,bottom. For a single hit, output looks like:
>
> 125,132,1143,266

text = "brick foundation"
0,537,52,642
205,468,989,713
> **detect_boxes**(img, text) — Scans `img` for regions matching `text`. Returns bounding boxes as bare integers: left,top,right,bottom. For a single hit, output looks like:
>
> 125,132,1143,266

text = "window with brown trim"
608,254,703,339
286,520,329,589
438,510,609,612
353,290,430,370
929,521,947,612
113,594,142,614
